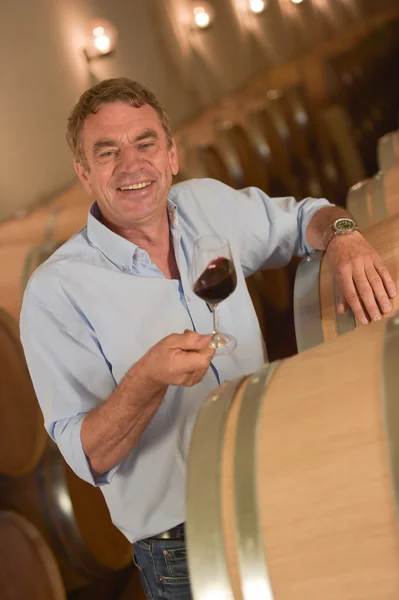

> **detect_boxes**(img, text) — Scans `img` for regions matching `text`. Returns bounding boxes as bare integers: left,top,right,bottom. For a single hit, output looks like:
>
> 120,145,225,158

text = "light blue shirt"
20,178,331,543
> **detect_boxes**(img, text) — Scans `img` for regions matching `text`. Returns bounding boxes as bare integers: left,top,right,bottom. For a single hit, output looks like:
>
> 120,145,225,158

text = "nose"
117,144,145,172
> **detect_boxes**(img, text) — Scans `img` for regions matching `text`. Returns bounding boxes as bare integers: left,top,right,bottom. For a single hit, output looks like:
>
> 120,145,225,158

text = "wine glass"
191,235,237,355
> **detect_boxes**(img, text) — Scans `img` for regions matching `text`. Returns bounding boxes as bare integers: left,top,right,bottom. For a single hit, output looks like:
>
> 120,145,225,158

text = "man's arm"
81,331,214,477
20,294,214,485
306,206,397,322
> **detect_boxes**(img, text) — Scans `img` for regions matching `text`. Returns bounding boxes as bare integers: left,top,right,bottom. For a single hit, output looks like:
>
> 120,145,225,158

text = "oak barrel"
346,166,399,229
0,309,47,475
0,443,132,590
294,214,399,352
187,315,399,599
0,181,91,247
0,511,66,600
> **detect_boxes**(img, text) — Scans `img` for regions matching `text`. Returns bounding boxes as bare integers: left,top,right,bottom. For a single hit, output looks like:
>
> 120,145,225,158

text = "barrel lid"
0,511,66,600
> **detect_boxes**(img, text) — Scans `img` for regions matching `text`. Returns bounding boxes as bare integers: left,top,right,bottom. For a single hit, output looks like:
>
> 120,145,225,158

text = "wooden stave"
0,308,47,476
0,442,132,591
0,510,66,600
378,130,399,173
187,316,399,599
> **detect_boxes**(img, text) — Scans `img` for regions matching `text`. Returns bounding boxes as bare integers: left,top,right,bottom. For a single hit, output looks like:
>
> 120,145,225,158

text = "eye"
100,150,117,157
139,142,155,150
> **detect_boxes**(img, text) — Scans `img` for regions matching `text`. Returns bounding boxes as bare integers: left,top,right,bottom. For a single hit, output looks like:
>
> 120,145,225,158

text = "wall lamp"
249,0,267,14
191,2,216,30
84,19,118,63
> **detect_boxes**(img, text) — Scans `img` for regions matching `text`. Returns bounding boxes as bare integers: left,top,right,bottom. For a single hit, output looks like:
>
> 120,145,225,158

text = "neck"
100,208,179,280
102,208,170,251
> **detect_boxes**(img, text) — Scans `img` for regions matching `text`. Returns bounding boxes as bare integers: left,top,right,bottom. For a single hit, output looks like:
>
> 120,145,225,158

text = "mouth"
117,181,154,192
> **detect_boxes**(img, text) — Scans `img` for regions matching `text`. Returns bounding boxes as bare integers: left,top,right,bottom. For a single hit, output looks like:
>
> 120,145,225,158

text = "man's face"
75,101,179,230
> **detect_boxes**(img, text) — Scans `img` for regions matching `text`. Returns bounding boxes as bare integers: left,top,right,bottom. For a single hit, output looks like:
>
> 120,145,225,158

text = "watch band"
323,227,336,251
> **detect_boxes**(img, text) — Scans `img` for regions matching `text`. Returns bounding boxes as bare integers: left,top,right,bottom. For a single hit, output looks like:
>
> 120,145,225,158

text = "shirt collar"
86,199,179,272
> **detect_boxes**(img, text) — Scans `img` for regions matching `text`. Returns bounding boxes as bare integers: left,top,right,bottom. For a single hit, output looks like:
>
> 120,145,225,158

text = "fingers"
179,347,214,374
339,261,395,324
375,260,397,299
336,293,350,314
364,263,392,314
339,268,369,324
172,330,213,352
181,367,210,387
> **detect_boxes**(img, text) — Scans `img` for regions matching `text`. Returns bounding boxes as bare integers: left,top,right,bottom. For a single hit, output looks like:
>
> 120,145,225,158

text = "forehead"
81,101,164,145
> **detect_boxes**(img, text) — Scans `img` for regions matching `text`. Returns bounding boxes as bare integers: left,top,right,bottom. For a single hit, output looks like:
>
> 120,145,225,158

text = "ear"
169,139,179,177
74,160,93,196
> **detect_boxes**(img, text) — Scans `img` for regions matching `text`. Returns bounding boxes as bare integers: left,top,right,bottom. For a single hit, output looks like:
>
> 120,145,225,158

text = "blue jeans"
133,538,193,599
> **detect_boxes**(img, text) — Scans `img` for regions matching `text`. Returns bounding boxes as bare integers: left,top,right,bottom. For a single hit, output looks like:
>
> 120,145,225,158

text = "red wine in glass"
193,257,237,304
191,235,237,355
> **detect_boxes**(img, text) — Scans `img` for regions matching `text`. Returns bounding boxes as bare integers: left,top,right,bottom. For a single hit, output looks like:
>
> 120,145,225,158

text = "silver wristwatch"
324,217,359,250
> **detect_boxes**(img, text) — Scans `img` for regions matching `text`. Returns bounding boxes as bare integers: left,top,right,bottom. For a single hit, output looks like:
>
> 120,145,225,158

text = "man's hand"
140,330,215,387
326,231,397,323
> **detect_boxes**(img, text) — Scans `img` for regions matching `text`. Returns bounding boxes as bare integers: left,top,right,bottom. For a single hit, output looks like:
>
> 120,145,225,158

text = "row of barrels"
177,84,350,207
185,129,399,599
325,16,399,175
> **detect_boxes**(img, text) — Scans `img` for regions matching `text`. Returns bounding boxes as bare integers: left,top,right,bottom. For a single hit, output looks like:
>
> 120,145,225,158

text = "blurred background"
1,0,399,598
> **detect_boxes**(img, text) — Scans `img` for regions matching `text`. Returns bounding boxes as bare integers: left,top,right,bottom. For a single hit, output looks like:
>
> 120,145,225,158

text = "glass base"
210,332,237,355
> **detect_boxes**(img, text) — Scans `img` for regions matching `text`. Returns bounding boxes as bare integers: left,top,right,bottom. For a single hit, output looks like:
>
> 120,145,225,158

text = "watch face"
334,218,355,233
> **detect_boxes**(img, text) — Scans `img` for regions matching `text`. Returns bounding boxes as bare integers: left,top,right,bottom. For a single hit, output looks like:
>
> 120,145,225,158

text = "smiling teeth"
120,182,152,190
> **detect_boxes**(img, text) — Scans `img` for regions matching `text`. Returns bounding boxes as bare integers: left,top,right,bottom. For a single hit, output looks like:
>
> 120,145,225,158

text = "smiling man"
20,78,396,600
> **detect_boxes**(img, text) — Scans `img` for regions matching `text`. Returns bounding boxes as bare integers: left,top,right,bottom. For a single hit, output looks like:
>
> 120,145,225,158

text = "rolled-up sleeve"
222,184,332,275
20,292,118,487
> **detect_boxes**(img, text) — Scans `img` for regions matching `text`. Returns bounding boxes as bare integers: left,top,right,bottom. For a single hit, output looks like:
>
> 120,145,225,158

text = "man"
20,78,396,599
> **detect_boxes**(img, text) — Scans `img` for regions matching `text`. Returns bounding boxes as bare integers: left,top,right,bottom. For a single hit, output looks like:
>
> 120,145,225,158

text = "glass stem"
212,304,220,336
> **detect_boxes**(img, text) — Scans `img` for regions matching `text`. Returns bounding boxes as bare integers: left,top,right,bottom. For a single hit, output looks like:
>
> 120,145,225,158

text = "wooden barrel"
0,309,47,475
186,315,399,599
246,104,300,198
0,181,91,247
293,214,399,352
346,166,399,229
213,120,268,191
181,143,235,188
0,511,66,600
378,130,399,172
0,443,132,590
